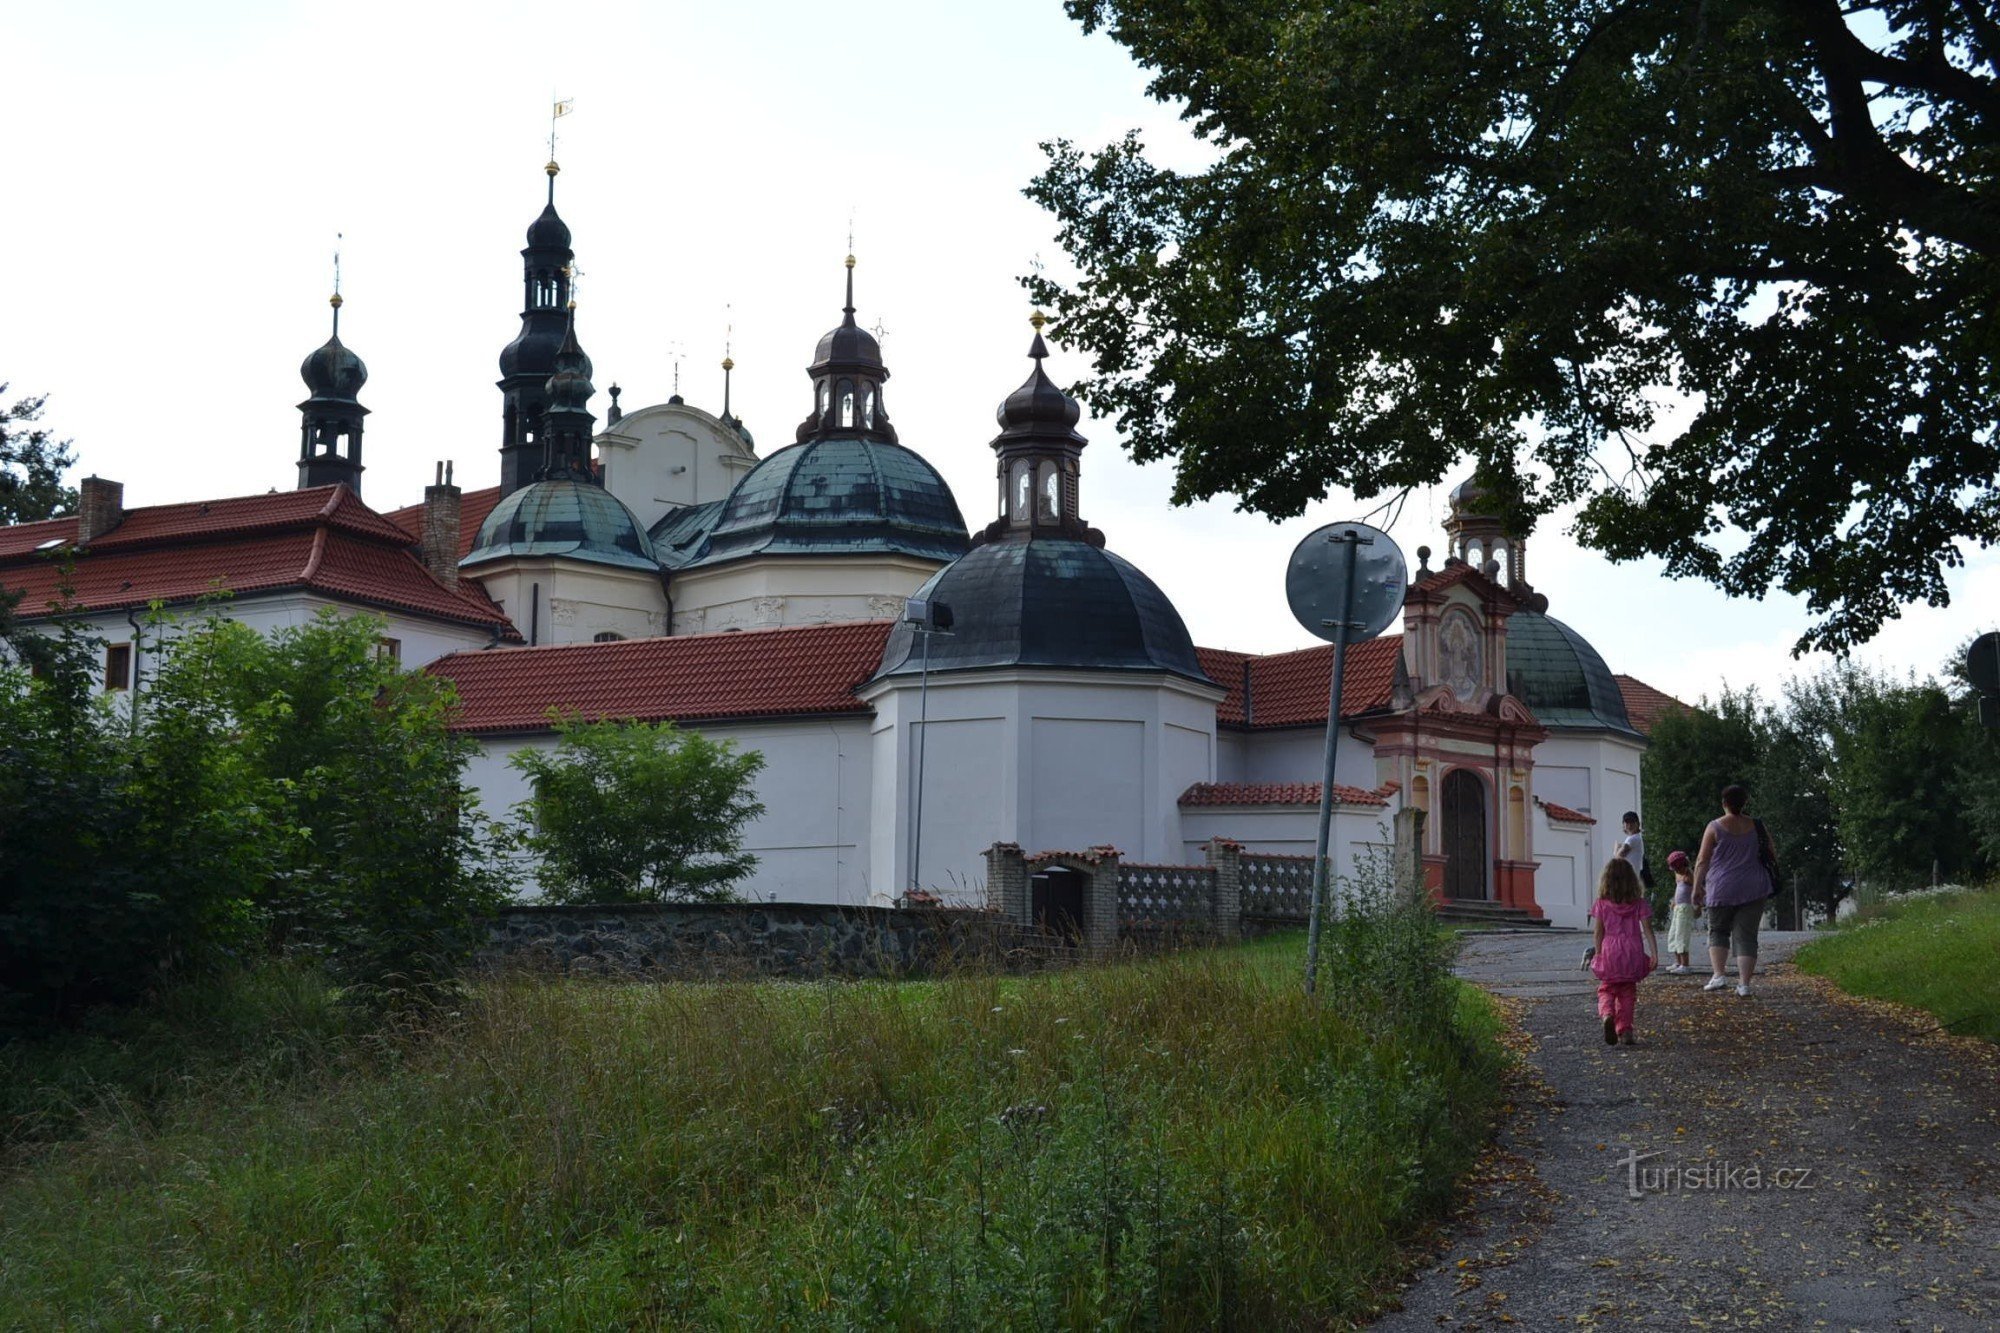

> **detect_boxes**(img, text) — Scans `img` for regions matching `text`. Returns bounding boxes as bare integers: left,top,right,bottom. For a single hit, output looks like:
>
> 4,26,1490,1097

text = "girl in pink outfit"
1591,857,1658,1045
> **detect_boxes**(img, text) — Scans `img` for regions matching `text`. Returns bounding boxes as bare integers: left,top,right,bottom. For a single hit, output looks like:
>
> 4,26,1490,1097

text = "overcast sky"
5,1,1993,706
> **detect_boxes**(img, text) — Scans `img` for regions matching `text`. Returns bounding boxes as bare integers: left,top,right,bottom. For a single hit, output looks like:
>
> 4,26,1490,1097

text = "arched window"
819,383,830,416
593,631,625,643
840,392,855,428
1037,463,1060,521
1011,461,1031,522
863,390,876,428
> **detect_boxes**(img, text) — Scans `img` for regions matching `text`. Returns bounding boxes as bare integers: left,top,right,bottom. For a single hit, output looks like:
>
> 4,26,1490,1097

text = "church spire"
981,310,1088,541
538,304,596,480
296,248,368,495
795,253,896,444
497,156,582,497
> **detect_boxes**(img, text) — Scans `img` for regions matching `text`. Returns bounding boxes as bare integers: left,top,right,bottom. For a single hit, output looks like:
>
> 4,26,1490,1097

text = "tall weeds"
1,930,1502,1329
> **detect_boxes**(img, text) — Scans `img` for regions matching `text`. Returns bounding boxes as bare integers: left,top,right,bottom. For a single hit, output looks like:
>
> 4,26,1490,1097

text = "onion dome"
545,314,594,413
301,303,368,399
461,477,657,572
994,323,1082,445
874,315,1206,684
1448,474,1494,515
1505,611,1640,735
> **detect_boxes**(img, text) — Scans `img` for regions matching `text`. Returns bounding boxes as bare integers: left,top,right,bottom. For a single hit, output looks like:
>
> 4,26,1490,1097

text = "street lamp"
904,596,954,900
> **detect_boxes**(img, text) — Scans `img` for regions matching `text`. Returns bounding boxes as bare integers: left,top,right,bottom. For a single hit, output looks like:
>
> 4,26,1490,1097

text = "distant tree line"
1643,648,2000,920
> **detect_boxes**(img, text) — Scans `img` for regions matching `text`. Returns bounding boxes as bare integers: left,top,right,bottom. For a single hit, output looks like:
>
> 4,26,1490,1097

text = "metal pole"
908,627,932,895
1304,530,1363,998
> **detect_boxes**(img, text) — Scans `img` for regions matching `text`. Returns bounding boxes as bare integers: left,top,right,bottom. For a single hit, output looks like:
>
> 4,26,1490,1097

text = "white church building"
0,163,1677,929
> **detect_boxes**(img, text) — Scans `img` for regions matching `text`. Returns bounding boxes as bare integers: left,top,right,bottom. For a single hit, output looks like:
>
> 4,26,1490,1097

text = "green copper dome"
1506,611,1639,736
685,435,968,569
462,478,657,572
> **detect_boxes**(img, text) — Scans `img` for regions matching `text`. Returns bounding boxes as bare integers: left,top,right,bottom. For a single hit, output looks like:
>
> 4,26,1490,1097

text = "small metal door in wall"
1030,867,1086,939
1441,769,1488,900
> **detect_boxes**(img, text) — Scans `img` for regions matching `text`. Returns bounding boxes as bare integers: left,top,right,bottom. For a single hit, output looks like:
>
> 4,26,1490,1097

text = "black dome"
526,201,571,251
499,325,566,378
300,333,366,400
874,534,1208,683
814,321,882,367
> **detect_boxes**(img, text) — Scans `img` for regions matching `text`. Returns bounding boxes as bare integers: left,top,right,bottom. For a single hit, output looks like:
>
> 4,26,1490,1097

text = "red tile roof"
1179,781,1390,808
428,619,897,733
1195,635,1402,730
1613,674,1688,736
383,485,503,562
0,485,518,635
1537,798,1596,825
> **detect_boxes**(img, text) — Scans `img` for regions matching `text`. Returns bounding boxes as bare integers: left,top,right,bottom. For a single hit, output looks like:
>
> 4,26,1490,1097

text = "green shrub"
510,714,766,903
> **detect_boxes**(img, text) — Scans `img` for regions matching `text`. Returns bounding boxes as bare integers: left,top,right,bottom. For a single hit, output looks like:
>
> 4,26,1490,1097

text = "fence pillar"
1394,808,1428,905
1086,846,1121,952
1205,838,1243,939
985,842,1028,925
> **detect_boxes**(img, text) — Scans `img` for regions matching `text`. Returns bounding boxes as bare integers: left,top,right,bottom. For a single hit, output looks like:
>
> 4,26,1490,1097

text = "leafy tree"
1027,1,1999,654
1,606,503,1031
0,611,257,1028
1639,687,1763,915
1754,681,1846,922
1819,664,1985,890
511,716,766,905
154,612,506,989
1,386,78,525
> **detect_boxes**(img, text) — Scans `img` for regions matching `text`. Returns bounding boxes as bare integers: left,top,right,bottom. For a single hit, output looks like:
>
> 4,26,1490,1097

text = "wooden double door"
1441,769,1488,900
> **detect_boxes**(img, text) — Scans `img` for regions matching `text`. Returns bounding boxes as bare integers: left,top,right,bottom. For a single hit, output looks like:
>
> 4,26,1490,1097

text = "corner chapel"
0,159,1678,928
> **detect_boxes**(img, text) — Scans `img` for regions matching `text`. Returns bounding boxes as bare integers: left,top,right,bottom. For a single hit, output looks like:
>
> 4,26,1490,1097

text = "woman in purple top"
1692,783,1780,997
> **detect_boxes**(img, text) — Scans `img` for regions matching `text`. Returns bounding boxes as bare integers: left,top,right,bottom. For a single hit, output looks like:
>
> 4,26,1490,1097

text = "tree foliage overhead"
1,385,78,526
1027,0,1999,653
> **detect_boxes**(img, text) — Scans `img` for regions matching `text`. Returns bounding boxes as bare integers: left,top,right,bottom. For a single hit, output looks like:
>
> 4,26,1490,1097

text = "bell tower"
497,159,582,496
296,284,368,495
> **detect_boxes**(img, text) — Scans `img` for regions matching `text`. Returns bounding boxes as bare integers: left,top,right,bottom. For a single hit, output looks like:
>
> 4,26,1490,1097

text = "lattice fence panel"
1241,853,1316,922
1117,862,1215,930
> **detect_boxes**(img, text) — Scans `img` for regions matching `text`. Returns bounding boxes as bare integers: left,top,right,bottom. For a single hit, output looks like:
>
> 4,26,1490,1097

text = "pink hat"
1666,850,1690,870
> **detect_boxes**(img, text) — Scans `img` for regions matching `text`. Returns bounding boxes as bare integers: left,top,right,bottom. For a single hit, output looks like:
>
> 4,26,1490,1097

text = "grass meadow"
2,930,1505,1329
1795,885,2000,1042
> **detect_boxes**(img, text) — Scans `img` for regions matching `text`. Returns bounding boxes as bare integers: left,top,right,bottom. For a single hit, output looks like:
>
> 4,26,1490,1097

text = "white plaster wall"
1534,731,1649,874
1032,717,1145,853
1532,814,1596,928
468,560,667,645
463,715,876,907
1237,725,1379,790
669,555,943,634
859,669,1224,903
5,594,497,691
595,402,758,532
1215,730,1248,783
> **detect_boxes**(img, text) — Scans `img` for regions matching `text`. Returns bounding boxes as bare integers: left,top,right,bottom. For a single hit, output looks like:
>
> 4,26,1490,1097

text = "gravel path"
1372,930,2000,1330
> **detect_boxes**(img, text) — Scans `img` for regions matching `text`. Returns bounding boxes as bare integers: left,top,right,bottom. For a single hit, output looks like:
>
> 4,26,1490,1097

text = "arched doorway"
1442,769,1488,900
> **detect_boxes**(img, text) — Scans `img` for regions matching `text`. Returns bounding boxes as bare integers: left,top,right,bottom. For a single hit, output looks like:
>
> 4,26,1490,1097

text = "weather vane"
550,95,573,161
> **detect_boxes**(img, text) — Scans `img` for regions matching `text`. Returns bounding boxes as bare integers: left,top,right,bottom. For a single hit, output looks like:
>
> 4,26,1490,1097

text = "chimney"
421,460,462,586
77,476,124,545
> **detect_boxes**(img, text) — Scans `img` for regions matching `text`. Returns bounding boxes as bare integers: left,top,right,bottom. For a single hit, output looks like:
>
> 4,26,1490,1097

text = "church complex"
0,162,1681,929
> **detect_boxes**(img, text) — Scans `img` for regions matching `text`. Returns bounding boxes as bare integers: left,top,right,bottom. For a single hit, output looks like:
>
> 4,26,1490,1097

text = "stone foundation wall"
478,902,1044,980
